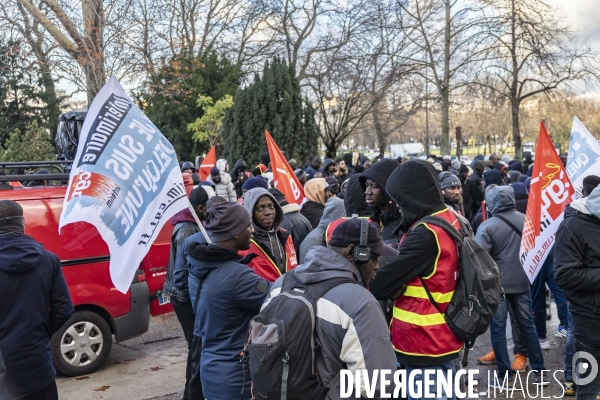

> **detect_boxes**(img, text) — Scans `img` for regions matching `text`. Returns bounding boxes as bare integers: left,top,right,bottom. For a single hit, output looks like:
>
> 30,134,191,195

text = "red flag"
265,130,305,205
199,146,216,181
520,122,574,282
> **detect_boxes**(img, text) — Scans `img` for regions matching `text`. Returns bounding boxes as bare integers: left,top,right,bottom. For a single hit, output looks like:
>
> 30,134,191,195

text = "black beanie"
204,202,252,242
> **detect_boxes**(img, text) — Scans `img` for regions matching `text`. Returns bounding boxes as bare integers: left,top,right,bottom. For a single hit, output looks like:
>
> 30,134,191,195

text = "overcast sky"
548,0,600,48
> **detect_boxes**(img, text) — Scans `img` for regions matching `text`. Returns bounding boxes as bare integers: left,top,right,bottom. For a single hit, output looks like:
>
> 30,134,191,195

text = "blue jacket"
187,242,270,400
0,233,73,398
174,230,208,304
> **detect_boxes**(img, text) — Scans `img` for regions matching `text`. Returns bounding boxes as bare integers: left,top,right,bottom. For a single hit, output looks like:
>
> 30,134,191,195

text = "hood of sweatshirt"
385,159,445,231
486,186,516,216
585,187,600,219
304,178,328,205
233,159,247,175
294,245,362,285
483,169,503,186
317,197,345,229
0,233,44,275
171,208,197,226
243,187,284,233
358,158,400,197
216,158,228,173
344,174,369,216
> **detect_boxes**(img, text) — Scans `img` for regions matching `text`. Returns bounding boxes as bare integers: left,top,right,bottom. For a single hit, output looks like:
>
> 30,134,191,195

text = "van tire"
52,310,112,376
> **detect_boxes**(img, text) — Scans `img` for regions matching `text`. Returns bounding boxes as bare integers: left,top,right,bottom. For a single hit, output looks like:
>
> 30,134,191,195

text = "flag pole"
188,202,211,244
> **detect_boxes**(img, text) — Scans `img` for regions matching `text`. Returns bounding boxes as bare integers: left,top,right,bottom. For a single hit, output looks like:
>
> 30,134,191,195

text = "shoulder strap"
493,214,522,237
193,268,214,308
419,276,442,314
416,215,464,243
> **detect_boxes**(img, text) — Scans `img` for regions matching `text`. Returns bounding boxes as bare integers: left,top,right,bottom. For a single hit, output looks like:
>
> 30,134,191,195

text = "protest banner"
520,122,574,283
199,146,216,181
59,77,189,293
265,130,305,205
566,116,600,198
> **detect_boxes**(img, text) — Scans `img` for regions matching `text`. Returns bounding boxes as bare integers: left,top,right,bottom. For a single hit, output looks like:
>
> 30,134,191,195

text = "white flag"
59,77,188,293
566,116,600,198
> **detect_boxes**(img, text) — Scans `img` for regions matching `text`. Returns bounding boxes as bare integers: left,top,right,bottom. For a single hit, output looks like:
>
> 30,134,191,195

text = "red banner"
520,122,574,282
199,146,216,181
265,130,305,205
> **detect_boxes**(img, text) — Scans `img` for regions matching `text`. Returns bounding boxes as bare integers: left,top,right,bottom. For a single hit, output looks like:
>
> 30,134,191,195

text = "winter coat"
264,246,397,399
187,243,270,400
555,192,600,355
475,186,529,294
230,159,249,199
358,158,402,240
469,161,485,211
301,201,325,229
0,231,74,399
240,188,298,279
370,159,463,367
207,172,237,201
281,203,313,254
306,164,320,179
459,175,473,218
163,209,200,302
298,197,345,263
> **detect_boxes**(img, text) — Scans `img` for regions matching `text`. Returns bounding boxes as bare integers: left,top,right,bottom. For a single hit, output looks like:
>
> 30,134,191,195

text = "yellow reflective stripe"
393,345,463,358
250,239,283,276
403,285,454,303
393,307,445,326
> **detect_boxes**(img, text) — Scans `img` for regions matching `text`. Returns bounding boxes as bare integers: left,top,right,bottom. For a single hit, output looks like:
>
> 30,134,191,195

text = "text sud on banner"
59,77,188,293
519,123,574,283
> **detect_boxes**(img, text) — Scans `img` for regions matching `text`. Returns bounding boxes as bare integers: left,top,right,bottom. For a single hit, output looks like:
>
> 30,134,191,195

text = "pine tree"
222,58,319,166
137,51,240,161
0,120,56,162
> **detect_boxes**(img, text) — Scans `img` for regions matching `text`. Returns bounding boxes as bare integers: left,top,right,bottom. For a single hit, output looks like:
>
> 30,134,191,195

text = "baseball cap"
328,218,399,258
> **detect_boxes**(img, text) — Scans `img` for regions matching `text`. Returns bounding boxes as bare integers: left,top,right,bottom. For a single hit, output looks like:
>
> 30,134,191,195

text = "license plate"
158,293,171,305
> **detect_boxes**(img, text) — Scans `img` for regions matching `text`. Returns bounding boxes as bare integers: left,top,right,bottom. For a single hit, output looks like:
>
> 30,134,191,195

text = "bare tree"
481,0,598,157
398,0,492,155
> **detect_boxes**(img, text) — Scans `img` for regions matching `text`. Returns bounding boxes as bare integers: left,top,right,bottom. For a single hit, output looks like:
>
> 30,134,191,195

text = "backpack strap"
417,215,465,241
493,214,522,237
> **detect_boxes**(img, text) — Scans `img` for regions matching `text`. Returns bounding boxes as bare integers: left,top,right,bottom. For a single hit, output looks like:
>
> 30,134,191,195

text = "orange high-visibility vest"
390,208,463,360
240,236,298,282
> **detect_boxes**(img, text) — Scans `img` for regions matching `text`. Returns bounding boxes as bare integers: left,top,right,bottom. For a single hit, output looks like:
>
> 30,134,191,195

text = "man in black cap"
439,171,464,215
187,202,270,400
261,218,399,397
359,158,401,240
294,169,308,187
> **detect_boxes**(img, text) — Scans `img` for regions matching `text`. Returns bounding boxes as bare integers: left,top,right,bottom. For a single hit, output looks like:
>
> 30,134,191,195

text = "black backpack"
413,215,503,347
246,270,355,400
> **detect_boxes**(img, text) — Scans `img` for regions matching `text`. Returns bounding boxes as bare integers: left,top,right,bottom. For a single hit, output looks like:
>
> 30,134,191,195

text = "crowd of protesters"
3,149,600,400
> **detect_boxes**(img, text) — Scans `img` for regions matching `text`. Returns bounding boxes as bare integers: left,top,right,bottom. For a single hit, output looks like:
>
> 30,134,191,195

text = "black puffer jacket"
469,161,485,211
555,193,600,354
358,158,402,240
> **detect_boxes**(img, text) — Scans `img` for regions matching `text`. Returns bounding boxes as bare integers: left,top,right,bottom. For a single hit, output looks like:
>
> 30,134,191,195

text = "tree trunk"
82,0,106,105
42,67,61,145
325,144,336,159
440,0,451,156
440,91,450,155
511,99,522,159
372,110,386,155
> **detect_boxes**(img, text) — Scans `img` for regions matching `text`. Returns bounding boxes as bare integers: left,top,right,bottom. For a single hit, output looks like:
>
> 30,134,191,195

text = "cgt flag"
566,116,600,198
265,130,305,205
199,146,216,181
59,77,189,293
520,122,575,283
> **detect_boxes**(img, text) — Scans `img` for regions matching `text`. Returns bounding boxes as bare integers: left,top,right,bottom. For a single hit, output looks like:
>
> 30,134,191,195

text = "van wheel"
52,310,112,376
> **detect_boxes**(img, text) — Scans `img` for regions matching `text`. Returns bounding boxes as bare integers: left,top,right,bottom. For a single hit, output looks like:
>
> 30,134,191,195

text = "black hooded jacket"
370,160,454,366
344,174,370,216
0,230,74,398
359,158,402,240
230,159,248,199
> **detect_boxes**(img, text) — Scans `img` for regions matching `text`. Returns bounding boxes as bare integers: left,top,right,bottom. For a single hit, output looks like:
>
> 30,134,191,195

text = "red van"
0,162,192,376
